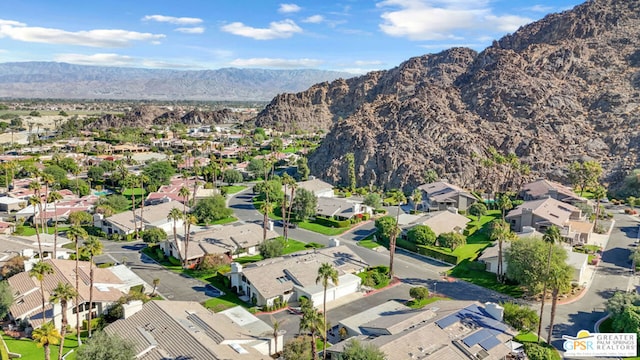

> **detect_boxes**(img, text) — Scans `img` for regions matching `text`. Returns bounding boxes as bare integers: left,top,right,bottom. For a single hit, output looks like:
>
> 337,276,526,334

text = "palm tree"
48,191,63,259
489,220,516,282
66,225,88,345
546,263,572,344
389,191,406,278
123,174,140,240
183,214,197,269
151,278,160,297
30,261,54,323
496,194,513,222
138,174,150,232
81,237,103,337
592,185,607,230
167,207,184,266
50,282,77,360
32,321,61,360
411,188,422,212
260,199,274,242
285,180,298,244
299,298,325,360
316,263,338,359
270,315,286,356
41,173,55,233
537,225,561,342
29,195,44,259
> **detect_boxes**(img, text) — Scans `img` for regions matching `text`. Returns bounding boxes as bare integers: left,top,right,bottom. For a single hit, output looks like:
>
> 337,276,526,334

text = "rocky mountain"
254,0,640,191
0,62,352,101
89,106,251,130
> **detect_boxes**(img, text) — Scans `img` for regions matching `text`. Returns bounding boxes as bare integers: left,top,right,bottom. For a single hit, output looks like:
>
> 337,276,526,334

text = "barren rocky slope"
254,0,640,191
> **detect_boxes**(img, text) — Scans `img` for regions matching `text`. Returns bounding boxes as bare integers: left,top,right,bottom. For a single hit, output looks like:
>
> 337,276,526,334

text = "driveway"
99,239,213,302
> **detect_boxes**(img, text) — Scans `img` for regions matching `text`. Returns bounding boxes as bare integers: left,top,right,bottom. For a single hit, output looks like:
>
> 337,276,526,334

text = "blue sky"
0,0,584,73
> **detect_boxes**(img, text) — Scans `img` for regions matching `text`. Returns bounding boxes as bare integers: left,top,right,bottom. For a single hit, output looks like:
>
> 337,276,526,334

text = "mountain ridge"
254,0,640,191
0,62,353,101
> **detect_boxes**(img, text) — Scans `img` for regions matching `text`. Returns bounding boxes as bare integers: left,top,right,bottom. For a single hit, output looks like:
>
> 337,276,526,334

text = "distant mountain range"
0,62,353,101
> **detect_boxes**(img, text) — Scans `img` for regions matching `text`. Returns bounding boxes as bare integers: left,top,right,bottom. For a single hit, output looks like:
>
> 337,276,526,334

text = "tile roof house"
505,198,593,244
418,181,477,211
161,223,279,266
104,301,277,359
229,243,368,307
97,200,187,236
316,197,373,220
145,177,203,206
7,259,142,329
520,179,589,205
294,178,335,198
399,209,471,237
326,301,515,360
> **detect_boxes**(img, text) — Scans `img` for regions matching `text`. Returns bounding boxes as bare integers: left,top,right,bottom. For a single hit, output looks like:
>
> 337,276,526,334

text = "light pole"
433,282,437,295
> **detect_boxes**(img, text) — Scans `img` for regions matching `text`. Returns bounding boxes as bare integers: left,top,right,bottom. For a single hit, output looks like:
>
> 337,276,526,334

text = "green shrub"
409,287,430,300
416,246,459,264
522,342,557,360
168,256,181,266
463,226,479,236
314,216,350,228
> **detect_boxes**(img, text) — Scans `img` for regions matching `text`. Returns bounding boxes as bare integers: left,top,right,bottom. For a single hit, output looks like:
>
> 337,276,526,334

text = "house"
97,201,187,236
326,301,515,360
294,178,334,198
479,237,589,285
418,181,477,211
6,259,142,330
0,221,14,235
145,177,204,205
505,198,592,243
105,301,278,359
399,209,471,236
316,197,373,220
520,179,588,205
229,242,368,307
160,223,279,266
0,196,26,212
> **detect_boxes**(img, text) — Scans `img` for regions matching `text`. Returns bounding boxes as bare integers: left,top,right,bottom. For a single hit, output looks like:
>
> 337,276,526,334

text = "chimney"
484,302,504,321
122,300,144,318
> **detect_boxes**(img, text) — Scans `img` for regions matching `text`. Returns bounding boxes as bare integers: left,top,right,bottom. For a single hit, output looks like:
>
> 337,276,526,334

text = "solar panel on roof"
463,329,492,347
435,314,459,329
479,336,502,351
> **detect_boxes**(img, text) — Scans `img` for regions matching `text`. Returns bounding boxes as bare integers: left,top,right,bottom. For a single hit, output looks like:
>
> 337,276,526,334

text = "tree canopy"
142,161,175,187
407,225,436,246
341,339,386,360
254,178,283,202
437,232,466,250
0,281,14,319
291,188,317,221
259,238,285,259
190,195,233,224
374,216,398,246
75,331,136,360
505,237,569,295
363,193,382,209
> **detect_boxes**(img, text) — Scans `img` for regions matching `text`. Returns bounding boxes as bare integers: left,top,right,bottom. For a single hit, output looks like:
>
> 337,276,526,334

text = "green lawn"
13,225,70,236
358,239,379,249
234,239,320,265
206,216,237,225
296,221,348,236
514,331,539,343
466,210,501,227
407,296,448,309
222,185,247,194
3,332,85,360
122,188,146,196
448,260,524,298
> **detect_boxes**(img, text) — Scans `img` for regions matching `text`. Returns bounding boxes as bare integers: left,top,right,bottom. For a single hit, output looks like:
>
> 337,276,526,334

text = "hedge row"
314,216,350,228
463,225,480,236
416,245,459,265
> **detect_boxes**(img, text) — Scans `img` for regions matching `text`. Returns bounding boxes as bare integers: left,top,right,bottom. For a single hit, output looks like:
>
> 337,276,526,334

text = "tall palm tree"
41,173,55,233
389,191,406,278
167,207,184,266
260,199,274,242
496,194,513,222
47,191,63,259
411,188,422,212
138,174,150,233
183,214,197,269
592,185,607,230
299,298,325,360
81,237,103,337
32,321,61,360
66,225,88,345
489,220,517,282
546,263,572,344
123,174,139,240
30,261,54,323
316,263,338,359
285,180,298,244
270,315,286,356
29,195,44,259
537,225,561,342
50,282,77,360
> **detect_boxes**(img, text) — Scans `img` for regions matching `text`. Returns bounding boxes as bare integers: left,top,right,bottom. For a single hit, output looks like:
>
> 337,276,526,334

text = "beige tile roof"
506,198,579,227
240,245,368,299
295,178,334,195
105,301,271,360
418,181,474,203
187,223,278,257
418,211,470,236
105,201,189,233
521,179,582,201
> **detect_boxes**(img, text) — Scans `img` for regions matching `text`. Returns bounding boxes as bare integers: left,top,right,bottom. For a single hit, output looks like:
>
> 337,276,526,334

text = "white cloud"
303,15,324,23
278,4,302,13
229,57,323,68
221,19,302,40
142,15,203,25
175,27,205,34
53,53,136,66
0,19,165,47
526,5,553,12
376,0,531,40
354,60,383,66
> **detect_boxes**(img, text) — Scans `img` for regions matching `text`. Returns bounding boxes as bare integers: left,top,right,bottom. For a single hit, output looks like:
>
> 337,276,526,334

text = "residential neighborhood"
0,115,635,360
